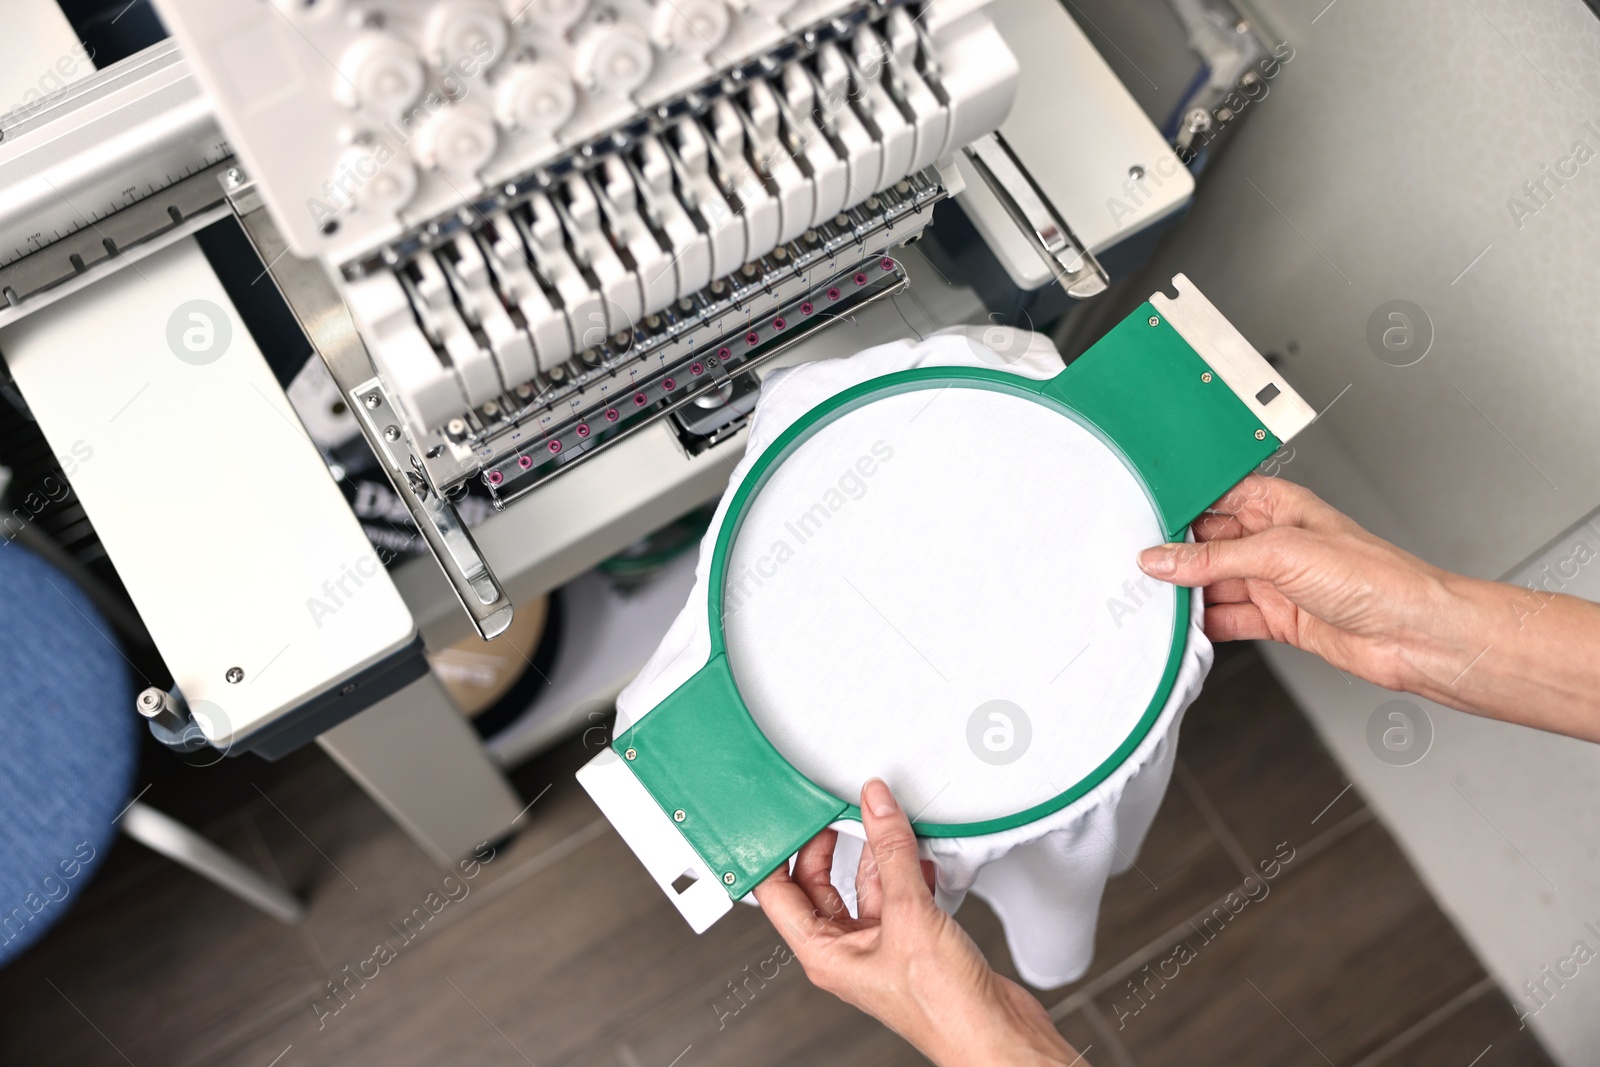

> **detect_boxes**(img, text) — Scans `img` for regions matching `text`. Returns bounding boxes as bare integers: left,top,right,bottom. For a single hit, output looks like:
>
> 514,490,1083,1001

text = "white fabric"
617,328,1212,988
724,378,1175,824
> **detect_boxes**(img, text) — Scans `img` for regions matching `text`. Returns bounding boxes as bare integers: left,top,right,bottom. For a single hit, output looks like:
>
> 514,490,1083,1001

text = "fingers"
1209,474,1286,517
1203,578,1251,604
1193,510,1245,543
754,864,833,949
756,829,851,947
1209,474,1301,526
856,839,939,922
1209,473,1351,537
859,779,932,911
1138,526,1317,590
855,838,882,921
1204,602,1273,642
792,829,851,921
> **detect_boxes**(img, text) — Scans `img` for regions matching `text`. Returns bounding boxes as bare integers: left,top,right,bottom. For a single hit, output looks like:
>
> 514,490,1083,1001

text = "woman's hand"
753,779,1084,1067
1137,473,1465,692
1137,473,1600,741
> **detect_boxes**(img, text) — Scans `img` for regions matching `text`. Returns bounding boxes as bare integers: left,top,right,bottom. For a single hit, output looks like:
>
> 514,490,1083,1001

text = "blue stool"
0,542,137,964
0,543,302,968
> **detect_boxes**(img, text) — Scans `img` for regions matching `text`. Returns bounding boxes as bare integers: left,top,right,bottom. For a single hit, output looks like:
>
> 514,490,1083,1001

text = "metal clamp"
351,380,514,638
964,133,1108,299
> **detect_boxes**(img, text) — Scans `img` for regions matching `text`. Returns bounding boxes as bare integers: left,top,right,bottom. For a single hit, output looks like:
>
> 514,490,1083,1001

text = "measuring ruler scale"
578,273,1315,931
0,40,232,328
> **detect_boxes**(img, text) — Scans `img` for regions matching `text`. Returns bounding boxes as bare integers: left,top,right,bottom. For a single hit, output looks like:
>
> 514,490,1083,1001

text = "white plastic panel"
576,749,734,932
0,238,417,747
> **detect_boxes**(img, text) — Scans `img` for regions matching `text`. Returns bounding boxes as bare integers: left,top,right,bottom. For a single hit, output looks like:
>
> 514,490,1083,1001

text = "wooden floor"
0,646,1556,1067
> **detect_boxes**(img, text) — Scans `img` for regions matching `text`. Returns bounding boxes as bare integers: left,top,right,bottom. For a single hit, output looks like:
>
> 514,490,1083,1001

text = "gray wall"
1120,1,1600,1063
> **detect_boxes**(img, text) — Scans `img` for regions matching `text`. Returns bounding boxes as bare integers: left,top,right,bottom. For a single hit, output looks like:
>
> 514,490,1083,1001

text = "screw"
1148,315,1160,326
673,809,686,822
225,667,244,684
384,425,401,440
225,168,243,187
1201,371,1213,383
624,747,637,760
1236,19,1250,32
722,872,736,885
136,687,186,731
364,392,381,408
1129,164,1146,181
1255,429,1267,440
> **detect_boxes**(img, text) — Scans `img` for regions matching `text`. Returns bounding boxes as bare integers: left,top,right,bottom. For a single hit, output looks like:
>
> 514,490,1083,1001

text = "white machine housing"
0,0,1201,762
152,0,1027,520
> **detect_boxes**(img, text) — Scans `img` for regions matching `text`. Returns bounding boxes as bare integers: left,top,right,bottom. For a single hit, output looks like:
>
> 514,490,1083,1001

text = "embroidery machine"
0,0,1268,860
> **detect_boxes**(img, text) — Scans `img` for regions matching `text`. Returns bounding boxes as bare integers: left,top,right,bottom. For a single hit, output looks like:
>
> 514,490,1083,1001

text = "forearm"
919,1020,1083,1067
1406,573,1600,742
905,974,1085,1067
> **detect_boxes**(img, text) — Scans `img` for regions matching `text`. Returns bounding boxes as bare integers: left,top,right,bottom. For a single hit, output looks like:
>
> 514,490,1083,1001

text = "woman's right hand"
1136,474,1600,741
1137,474,1470,692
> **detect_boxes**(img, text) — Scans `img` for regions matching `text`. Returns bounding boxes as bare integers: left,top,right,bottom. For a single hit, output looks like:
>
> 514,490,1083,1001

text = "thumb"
1138,529,1311,589
859,778,931,909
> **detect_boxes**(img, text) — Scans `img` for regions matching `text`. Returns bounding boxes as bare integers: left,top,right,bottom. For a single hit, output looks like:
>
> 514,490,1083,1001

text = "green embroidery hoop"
581,276,1314,923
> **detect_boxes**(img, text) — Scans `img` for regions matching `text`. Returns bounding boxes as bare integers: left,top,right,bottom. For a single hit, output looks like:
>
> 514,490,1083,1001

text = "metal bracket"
351,379,514,638
964,133,1108,299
